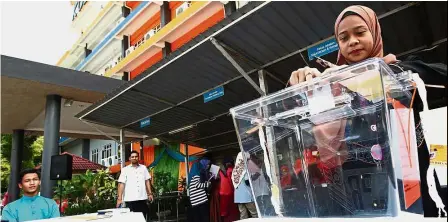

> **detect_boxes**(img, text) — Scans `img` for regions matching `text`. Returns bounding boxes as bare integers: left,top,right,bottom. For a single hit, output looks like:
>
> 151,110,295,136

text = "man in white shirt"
116,151,154,220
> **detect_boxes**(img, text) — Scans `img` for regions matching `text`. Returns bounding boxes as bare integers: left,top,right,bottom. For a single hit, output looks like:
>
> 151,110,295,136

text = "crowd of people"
186,152,269,222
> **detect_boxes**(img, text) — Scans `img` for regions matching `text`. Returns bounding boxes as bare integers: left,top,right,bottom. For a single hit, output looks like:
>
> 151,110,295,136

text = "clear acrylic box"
230,58,422,218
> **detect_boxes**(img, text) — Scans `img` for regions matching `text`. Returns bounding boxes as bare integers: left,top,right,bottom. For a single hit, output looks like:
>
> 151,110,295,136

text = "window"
91,149,99,164
102,143,112,159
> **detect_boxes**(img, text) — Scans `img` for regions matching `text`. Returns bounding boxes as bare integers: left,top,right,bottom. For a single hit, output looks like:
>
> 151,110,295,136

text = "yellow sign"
430,144,447,166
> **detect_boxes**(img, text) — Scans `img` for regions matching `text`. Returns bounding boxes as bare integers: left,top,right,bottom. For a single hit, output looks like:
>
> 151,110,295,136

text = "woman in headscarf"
188,158,212,222
247,155,275,216
232,152,258,219
217,157,239,222
289,5,447,217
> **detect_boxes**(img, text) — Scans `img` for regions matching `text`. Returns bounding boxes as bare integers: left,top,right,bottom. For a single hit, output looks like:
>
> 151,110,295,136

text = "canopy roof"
76,2,447,150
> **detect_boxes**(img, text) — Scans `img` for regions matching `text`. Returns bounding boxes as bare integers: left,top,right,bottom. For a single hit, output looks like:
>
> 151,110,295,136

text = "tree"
1,134,38,162
0,134,42,191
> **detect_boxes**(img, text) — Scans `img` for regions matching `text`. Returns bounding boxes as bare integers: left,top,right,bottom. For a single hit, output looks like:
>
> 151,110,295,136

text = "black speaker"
50,154,73,180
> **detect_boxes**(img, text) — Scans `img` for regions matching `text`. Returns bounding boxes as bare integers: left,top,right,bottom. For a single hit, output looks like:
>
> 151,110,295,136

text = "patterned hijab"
335,5,397,65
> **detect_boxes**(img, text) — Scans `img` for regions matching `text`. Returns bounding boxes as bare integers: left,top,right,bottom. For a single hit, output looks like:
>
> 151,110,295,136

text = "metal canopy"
78,1,447,150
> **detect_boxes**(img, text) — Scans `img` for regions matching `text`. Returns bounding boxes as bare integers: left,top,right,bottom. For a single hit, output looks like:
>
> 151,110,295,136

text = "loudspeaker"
50,154,73,180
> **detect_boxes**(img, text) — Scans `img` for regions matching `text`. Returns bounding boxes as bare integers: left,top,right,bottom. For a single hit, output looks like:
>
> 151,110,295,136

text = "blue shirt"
2,195,60,222
234,173,254,203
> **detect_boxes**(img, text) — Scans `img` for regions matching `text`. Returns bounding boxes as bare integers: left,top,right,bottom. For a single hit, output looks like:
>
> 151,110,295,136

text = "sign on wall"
203,86,225,103
307,38,339,60
140,117,151,128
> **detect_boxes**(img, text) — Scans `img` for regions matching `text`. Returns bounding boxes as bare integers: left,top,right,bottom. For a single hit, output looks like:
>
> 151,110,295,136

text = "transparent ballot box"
230,59,422,218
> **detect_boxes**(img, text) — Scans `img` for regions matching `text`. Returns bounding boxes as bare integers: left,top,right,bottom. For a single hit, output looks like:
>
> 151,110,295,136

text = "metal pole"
185,144,189,191
8,129,24,203
210,37,265,95
120,129,125,168
258,70,285,214
41,95,61,198
59,181,62,213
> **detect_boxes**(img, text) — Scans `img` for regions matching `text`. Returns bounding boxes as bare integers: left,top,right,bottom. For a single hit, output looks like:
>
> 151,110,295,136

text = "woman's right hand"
289,66,321,85
116,199,123,208
289,65,348,86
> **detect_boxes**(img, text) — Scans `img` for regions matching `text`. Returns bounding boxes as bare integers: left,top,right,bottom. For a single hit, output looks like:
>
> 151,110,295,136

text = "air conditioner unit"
105,63,113,71
117,55,123,63
100,158,109,167
101,156,119,167
175,2,191,17
144,29,156,41
136,39,144,47
116,17,125,26
155,24,161,32
125,46,135,57
107,156,119,166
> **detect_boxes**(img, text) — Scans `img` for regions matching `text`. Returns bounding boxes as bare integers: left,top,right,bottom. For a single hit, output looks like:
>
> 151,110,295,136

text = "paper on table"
209,164,220,178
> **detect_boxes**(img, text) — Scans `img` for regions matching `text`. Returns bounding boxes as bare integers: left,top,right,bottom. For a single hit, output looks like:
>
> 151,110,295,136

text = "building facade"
57,1,246,166
59,137,120,167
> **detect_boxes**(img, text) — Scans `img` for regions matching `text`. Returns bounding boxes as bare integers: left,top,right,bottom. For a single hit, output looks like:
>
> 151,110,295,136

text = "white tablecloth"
29,212,145,222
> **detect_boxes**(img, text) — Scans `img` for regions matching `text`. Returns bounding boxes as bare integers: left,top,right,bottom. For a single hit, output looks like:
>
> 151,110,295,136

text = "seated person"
1,168,60,221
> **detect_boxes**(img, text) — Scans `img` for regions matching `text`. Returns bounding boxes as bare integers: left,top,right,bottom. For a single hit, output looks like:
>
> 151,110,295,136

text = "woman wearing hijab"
289,5,447,217
188,158,212,222
216,157,239,222
232,152,258,219
247,155,276,216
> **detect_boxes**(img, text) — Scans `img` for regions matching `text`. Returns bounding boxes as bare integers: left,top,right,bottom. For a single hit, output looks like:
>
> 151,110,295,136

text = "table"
153,194,187,222
237,212,441,222
28,212,146,222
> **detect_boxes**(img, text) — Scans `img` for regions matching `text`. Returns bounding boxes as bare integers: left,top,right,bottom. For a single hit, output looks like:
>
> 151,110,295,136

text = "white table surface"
28,212,145,222
237,212,446,222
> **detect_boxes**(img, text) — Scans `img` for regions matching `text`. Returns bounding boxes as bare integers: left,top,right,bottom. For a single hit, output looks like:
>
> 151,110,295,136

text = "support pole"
41,95,61,198
185,144,190,193
120,129,125,168
8,129,24,203
258,70,285,214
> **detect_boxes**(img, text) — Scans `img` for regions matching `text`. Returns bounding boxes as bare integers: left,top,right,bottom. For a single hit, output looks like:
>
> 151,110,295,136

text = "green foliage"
0,134,42,191
152,171,174,196
53,170,117,216
1,159,11,192
1,134,38,162
152,144,180,195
